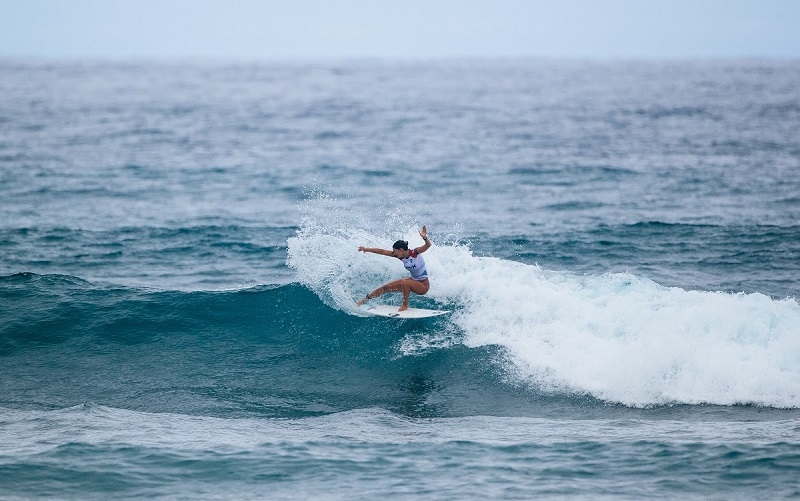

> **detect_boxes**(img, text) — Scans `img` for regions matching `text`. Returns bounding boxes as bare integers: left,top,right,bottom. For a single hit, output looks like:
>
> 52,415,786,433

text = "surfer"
356,225,431,312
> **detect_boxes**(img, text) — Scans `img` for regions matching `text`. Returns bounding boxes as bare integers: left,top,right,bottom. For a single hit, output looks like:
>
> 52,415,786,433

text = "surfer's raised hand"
418,226,431,253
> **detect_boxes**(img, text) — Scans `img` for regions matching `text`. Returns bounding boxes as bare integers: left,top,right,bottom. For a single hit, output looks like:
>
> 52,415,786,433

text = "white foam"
288,204,800,408
431,246,800,408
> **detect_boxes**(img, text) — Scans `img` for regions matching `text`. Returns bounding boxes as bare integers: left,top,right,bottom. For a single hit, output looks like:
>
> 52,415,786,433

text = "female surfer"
356,225,431,312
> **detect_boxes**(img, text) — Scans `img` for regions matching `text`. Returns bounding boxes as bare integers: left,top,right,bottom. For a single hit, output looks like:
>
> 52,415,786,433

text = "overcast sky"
1,0,798,60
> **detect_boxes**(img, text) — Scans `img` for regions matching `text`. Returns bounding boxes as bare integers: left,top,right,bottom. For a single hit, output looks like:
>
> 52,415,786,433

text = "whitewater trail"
288,209,800,408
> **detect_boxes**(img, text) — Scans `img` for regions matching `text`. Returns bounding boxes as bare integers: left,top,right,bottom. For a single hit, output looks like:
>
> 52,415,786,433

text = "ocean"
1,59,799,499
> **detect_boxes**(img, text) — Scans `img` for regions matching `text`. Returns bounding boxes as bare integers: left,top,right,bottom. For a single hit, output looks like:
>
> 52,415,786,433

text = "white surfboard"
361,304,450,319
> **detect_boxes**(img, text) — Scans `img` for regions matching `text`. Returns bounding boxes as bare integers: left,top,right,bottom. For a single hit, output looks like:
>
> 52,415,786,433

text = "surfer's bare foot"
399,304,409,312
356,297,367,306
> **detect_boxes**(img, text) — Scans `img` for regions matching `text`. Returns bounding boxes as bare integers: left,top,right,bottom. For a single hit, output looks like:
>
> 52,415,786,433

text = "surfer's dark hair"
392,240,409,250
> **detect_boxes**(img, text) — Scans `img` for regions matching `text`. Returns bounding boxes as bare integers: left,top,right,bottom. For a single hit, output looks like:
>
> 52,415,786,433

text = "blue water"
2,59,800,499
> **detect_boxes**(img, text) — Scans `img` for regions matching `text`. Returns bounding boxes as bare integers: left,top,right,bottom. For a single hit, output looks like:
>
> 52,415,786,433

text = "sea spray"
289,206,800,408
287,194,437,312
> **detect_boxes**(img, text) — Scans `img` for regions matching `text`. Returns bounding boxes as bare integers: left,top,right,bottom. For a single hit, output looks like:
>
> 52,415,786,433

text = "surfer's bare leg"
356,278,429,309
357,279,403,306
400,282,411,311
399,278,430,311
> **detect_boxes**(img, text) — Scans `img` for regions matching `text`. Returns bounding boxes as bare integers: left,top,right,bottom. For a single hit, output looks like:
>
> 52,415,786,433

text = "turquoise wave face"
3,273,800,420
0,273,521,419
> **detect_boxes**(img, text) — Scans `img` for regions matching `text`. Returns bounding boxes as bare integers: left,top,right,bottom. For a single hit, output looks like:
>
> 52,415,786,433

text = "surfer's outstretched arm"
358,226,431,256
358,246,393,256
